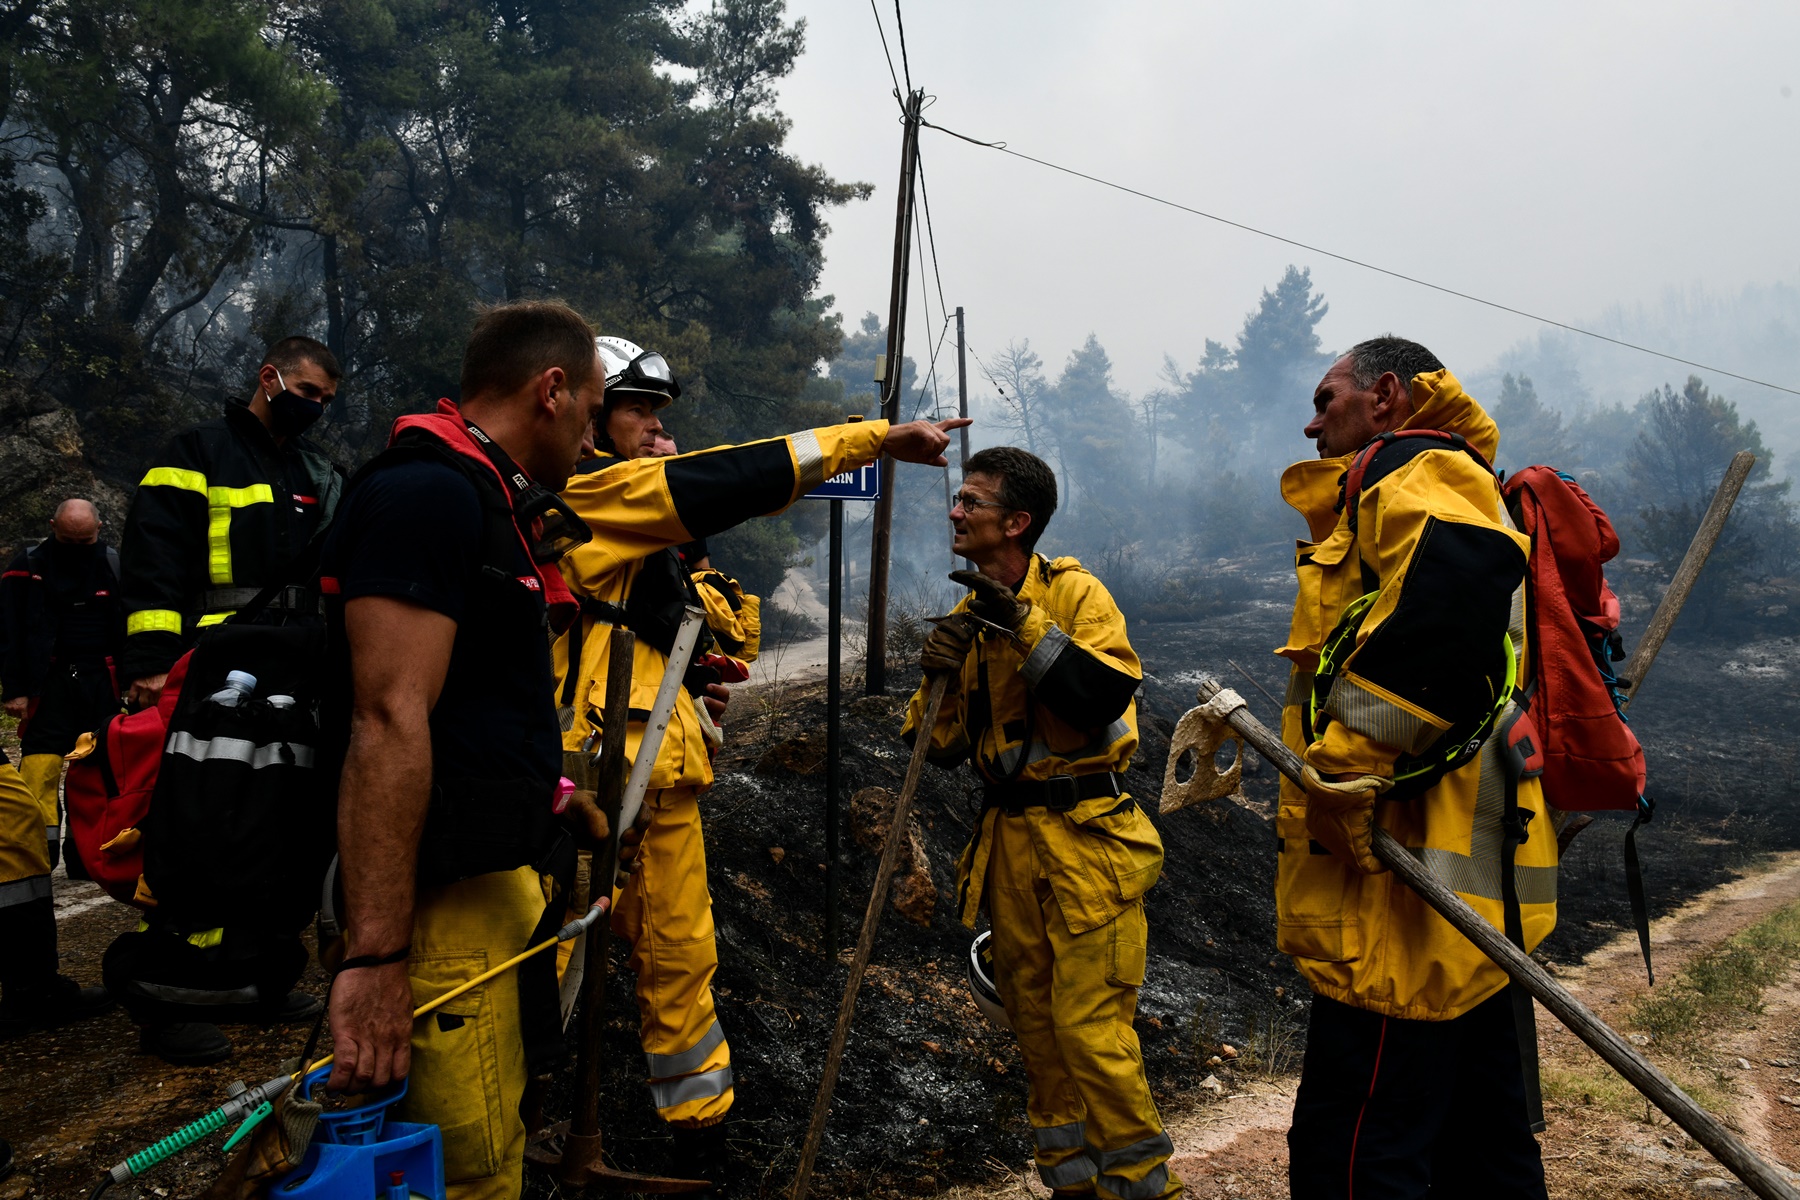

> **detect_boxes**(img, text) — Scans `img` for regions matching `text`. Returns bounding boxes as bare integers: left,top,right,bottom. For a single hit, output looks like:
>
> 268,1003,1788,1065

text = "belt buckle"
1044,774,1079,813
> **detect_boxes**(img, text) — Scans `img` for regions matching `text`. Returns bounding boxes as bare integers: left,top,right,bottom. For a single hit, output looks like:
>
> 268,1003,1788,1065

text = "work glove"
559,790,611,851
949,569,1030,631
920,612,979,676
1300,764,1394,875
617,805,654,877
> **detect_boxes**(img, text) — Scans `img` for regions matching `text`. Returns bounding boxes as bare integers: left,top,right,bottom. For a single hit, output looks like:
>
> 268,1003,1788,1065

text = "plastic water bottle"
207,670,257,707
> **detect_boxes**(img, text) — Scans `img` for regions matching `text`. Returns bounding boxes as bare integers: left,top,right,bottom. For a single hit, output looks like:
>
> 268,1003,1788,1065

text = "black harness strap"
1626,799,1656,985
1497,701,1546,1134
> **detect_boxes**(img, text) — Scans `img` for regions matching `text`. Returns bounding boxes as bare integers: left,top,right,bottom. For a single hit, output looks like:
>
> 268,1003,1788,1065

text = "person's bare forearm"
338,703,434,958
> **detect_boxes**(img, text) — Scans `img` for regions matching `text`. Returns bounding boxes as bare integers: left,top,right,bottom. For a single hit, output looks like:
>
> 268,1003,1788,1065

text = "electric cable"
892,0,915,95
866,0,902,103
922,118,1800,399
915,147,950,319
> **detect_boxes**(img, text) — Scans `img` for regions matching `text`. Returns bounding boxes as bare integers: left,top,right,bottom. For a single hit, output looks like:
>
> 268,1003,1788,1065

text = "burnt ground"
9,579,1800,1200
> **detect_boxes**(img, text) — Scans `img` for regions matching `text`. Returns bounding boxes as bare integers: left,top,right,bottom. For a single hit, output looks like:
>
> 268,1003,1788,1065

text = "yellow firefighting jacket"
902,554,1162,936
554,421,889,788
691,568,759,664
1276,369,1559,1021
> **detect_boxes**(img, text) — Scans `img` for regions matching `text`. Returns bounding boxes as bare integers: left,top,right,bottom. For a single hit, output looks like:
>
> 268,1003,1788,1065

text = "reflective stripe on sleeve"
140,467,208,494
790,429,826,495
644,1020,727,1078
1020,623,1071,686
166,732,315,770
127,609,183,635
647,1065,734,1111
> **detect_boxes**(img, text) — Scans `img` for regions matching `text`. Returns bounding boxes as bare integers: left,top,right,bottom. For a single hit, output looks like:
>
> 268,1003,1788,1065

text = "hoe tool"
1171,674,1800,1200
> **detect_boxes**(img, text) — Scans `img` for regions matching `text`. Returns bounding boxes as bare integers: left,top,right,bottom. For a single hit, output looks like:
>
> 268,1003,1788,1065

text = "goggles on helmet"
607,350,681,403
463,419,593,564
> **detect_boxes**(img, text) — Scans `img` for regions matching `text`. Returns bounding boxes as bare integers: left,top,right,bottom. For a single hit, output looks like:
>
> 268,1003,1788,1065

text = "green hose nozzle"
106,1072,293,1184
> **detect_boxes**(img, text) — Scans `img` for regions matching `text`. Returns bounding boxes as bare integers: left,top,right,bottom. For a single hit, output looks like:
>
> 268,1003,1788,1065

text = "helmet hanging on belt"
967,930,1010,1030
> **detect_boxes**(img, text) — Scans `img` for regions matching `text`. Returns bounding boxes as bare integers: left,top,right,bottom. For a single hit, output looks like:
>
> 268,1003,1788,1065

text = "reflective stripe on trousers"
611,786,735,1127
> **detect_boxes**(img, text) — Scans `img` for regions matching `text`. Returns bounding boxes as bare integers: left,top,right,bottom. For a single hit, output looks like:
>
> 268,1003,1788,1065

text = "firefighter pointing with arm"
1279,337,1557,1199
552,336,965,1183
902,447,1181,1200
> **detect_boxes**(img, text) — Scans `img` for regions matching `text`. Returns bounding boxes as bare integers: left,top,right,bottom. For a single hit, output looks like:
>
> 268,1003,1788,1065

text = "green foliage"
4,1,865,485
1489,374,1571,472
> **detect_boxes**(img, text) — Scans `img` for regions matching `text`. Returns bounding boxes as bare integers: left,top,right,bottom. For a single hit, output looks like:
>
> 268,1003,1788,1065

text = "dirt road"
954,855,1800,1200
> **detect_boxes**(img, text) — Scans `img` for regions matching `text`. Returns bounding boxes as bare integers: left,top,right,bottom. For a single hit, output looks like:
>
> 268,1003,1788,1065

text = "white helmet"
595,335,679,408
967,930,1010,1029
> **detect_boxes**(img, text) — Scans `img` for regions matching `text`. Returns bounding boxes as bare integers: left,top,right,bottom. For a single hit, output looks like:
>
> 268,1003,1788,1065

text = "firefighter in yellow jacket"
903,446,1180,1200
1279,337,1557,1199
553,336,966,1178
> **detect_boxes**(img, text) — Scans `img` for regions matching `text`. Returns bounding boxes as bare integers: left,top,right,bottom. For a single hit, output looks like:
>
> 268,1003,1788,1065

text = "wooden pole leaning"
553,620,713,1193
1620,450,1756,713
1192,674,1800,1200
790,671,953,1200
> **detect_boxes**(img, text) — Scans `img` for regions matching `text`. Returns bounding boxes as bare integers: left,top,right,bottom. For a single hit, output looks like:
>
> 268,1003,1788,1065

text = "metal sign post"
806,446,881,959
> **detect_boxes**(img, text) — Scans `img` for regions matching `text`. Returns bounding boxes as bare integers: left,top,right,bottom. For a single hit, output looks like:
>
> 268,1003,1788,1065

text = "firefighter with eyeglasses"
905,446,1181,1200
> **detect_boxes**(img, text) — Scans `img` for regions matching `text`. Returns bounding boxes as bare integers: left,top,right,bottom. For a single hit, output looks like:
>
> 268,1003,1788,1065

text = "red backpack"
63,652,193,905
1501,466,1647,813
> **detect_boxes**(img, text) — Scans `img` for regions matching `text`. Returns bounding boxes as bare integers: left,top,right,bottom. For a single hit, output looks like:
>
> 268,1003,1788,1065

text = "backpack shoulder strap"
1339,429,1494,533
104,545,120,583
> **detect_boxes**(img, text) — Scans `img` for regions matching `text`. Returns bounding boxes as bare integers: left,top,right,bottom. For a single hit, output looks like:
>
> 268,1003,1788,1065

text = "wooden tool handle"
790,671,952,1200
1193,675,1800,1200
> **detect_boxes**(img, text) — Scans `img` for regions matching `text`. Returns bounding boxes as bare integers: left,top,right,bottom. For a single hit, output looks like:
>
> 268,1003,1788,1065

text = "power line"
915,146,950,319
892,0,915,95
923,119,1800,400
866,0,901,99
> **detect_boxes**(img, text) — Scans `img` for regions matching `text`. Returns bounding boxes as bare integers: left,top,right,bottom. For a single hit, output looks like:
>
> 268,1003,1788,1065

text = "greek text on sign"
806,461,881,501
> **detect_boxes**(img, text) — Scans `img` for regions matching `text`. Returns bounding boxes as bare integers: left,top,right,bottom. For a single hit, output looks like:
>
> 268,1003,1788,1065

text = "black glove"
920,612,979,675
617,804,654,876
949,569,1030,630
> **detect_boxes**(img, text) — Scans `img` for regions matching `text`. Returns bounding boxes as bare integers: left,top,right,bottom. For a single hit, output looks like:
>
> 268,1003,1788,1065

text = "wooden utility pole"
864,88,925,696
955,306,971,470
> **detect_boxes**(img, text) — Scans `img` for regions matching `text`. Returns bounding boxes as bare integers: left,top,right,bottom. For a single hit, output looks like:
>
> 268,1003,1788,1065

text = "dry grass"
1632,898,1800,1042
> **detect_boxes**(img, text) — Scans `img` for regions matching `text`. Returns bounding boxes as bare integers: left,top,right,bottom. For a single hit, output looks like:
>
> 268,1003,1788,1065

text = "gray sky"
776,0,1800,407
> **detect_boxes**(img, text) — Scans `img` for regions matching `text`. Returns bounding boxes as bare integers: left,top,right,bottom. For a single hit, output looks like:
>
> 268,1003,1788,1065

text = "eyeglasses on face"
950,491,1009,513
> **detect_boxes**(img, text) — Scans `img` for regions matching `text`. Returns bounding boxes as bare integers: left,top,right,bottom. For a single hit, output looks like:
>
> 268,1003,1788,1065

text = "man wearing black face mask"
119,336,345,708
111,336,344,1063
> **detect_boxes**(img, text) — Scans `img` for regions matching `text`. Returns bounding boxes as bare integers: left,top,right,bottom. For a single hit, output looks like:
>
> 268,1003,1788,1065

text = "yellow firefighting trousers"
0,761,51,902
19,754,62,865
393,864,545,1200
612,786,734,1127
987,813,1180,1200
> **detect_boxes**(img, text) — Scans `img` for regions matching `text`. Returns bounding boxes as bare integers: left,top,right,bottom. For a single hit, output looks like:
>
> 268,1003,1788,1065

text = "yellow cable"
302,897,607,1080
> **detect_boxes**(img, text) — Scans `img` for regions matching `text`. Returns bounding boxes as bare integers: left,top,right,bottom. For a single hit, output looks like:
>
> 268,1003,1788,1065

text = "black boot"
139,1021,233,1065
670,1121,730,1192
0,895,109,1037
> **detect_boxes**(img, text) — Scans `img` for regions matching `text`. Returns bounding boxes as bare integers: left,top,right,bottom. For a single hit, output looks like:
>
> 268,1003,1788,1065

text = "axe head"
1160,703,1246,813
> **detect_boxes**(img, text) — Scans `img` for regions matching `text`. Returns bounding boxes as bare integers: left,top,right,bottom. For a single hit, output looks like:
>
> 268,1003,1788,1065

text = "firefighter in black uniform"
0,499,118,1037
106,335,344,1065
